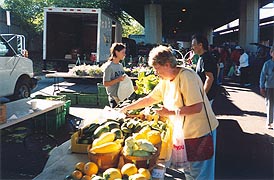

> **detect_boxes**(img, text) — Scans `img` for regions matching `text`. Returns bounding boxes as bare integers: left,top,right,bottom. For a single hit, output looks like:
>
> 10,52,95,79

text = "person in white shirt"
238,47,250,87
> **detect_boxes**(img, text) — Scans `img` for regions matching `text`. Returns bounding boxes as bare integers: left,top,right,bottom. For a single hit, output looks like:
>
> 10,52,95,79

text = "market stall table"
33,140,87,180
45,72,102,94
32,108,179,179
33,139,178,180
0,98,65,130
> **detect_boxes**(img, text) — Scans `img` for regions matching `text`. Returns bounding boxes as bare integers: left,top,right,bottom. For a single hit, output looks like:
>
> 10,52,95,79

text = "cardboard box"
0,104,6,124
71,131,89,153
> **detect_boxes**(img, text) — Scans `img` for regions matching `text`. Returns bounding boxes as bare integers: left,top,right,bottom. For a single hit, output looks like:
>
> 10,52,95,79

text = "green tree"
3,0,143,42
121,12,144,38
4,0,53,33
3,0,140,35
4,0,124,34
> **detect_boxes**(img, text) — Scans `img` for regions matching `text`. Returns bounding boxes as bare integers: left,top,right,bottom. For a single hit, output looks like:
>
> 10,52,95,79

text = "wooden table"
0,98,64,130
45,72,102,94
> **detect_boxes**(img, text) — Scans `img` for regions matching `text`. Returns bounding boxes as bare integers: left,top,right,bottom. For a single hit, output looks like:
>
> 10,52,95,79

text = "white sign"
6,11,11,26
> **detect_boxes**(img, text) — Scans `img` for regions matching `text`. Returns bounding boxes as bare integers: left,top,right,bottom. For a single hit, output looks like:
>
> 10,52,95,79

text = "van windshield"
0,37,9,56
0,35,17,57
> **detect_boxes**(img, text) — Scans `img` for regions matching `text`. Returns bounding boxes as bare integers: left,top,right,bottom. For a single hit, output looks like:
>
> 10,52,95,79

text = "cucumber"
111,128,124,139
93,126,110,139
104,121,120,130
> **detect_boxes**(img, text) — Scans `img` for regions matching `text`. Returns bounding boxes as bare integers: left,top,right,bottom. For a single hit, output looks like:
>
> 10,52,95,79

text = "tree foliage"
4,0,53,33
121,12,144,37
3,0,143,37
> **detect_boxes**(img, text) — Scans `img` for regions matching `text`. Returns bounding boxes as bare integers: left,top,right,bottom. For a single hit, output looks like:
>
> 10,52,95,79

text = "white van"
0,34,37,100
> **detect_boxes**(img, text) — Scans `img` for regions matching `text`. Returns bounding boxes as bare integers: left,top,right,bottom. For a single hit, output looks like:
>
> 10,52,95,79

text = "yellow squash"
92,132,116,147
90,141,121,153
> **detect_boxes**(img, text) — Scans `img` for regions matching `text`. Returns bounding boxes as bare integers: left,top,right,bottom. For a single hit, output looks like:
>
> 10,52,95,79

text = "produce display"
123,66,153,78
135,73,159,97
71,64,103,77
68,115,170,180
66,162,151,180
65,66,170,179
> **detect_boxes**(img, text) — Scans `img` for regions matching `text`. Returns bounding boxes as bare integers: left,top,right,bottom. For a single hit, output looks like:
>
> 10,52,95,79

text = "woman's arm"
155,102,203,117
103,74,126,87
120,95,158,113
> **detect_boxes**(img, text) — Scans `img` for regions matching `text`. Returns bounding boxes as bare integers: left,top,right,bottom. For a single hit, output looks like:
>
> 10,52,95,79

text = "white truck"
0,34,37,100
43,7,122,71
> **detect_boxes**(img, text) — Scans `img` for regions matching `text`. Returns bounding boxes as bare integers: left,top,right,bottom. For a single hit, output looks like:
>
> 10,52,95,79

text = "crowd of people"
187,42,254,87
101,35,273,179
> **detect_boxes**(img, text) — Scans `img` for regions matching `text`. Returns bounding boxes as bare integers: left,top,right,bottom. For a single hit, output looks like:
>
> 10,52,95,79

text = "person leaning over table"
102,43,127,108
120,45,219,180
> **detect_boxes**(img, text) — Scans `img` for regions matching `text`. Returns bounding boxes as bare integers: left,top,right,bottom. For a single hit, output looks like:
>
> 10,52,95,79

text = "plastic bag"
117,74,134,102
171,109,190,169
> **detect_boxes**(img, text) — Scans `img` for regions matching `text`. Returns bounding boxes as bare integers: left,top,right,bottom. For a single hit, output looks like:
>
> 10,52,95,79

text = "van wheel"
13,81,31,100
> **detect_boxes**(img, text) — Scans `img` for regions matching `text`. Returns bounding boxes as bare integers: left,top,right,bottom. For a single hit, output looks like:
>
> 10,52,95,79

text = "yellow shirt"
150,67,219,139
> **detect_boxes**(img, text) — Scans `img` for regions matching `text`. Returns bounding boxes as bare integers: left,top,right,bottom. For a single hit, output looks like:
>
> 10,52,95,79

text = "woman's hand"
119,106,128,114
154,107,173,117
117,74,126,82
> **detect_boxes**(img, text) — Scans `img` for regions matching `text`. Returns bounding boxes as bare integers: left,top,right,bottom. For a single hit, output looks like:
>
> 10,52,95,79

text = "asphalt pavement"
212,80,274,180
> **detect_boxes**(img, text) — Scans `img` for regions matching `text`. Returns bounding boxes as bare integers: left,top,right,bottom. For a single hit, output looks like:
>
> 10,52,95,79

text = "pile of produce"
135,73,159,96
123,66,153,78
66,161,151,180
117,100,166,122
69,116,170,179
77,117,167,146
71,64,103,77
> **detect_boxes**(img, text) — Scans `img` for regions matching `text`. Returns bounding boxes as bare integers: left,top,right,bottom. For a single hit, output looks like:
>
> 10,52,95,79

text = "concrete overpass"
114,0,273,52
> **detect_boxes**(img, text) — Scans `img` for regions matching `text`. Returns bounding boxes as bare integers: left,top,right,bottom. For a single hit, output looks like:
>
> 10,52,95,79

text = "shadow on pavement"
215,119,274,180
213,92,243,116
0,118,74,179
213,86,266,118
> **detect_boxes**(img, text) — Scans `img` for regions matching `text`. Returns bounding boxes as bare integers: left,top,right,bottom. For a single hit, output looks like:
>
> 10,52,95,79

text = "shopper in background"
228,46,242,78
231,46,241,66
217,46,229,85
102,43,126,108
192,34,218,105
259,45,274,130
238,47,251,87
120,45,219,180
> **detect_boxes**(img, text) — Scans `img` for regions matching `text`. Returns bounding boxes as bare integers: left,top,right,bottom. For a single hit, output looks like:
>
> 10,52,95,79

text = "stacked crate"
33,95,70,134
57,91,78,105
97,83,109,107
57,91,98,106
78,93,98,106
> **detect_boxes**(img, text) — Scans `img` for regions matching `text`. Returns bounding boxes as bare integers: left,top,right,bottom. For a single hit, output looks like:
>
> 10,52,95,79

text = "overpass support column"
272,26,274,45
205,27,214,45
239,0,259,52
144,4,162,44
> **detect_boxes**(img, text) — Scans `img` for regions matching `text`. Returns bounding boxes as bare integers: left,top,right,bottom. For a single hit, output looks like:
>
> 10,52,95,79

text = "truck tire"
12,80,31,100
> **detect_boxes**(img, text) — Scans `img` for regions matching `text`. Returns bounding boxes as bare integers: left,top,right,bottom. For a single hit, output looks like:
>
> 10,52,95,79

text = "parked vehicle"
0,34,37,100
43,7,122,71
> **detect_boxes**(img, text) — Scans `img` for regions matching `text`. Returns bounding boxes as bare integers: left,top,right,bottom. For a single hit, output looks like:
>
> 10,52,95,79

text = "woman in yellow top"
120,45,219,180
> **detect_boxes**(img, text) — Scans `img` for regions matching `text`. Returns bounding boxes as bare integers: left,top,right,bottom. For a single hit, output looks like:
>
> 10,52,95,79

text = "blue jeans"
183,129,217,180
218,67,224,85
266,88,274,125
